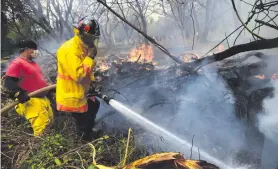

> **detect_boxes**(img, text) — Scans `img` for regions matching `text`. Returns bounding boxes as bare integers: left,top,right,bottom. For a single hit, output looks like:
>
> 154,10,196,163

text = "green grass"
1,107,148,169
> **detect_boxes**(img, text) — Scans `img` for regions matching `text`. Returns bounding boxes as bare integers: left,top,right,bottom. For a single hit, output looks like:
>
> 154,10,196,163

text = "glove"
15,90,30,103
88,47,97,59
92,49,97,59
87,81,102,97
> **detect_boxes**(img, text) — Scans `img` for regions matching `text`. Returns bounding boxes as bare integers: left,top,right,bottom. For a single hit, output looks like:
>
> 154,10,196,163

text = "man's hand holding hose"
1,85,56,114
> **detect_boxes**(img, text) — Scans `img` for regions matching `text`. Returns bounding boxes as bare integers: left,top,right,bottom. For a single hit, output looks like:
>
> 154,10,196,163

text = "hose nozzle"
95,91,111,104
87,82,112,104
101,94,111,104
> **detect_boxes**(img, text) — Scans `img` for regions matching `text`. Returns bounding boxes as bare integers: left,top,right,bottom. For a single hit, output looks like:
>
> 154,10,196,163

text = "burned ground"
92,51,277,168
1,51,278,169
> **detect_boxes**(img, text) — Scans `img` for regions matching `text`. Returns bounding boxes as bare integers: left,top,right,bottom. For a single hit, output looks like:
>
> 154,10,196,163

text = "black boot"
91,127,103,138
81,132,94,142
73,98,101,142
79,130,102,142
77,131,94,142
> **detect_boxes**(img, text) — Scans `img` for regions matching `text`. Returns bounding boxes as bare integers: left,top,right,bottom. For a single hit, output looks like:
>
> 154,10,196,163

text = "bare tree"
99,9,120,48
113,0,136,40
200,0,216,41
2,0,106,42
124,0,155,45
167,0,197,47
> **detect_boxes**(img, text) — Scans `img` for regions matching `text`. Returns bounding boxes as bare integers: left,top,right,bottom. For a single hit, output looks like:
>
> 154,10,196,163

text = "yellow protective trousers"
15,97,54,136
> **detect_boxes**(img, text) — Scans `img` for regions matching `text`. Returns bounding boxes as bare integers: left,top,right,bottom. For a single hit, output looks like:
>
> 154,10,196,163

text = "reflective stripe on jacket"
56,36,95,113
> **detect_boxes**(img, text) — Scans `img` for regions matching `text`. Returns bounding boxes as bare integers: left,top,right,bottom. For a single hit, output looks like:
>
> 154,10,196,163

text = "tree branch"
203,25,243,57
233,27,245,46
126,0,140,16
190,0,196,50
255,19,278,31
97,0,183,64
231,0,265,40
8,27,57,59
181,37,278,71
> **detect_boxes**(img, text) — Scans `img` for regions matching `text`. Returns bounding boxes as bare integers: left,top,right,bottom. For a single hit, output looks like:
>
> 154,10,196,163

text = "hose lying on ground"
1,84,56,114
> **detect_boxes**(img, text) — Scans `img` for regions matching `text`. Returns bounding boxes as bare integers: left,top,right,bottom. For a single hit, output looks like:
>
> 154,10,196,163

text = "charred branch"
225,33,230,48
97,0,183,65
231,0,265,40
255,19,278,31
203,25,243,57
182,37,278,71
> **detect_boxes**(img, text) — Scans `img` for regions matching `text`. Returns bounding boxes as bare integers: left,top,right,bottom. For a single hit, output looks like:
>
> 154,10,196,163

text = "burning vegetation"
95,44,155,73
128,44,154,63
2,0,278,168
255,74,277,80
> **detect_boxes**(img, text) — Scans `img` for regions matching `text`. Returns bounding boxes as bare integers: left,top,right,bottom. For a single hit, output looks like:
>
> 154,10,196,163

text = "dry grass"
1,106,148,169
0,57,149,169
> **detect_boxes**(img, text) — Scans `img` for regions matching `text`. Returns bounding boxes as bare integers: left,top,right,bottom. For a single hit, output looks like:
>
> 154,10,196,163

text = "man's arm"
63,52,95,82
3,76,21,93
4,62,30,103
4,62,22,95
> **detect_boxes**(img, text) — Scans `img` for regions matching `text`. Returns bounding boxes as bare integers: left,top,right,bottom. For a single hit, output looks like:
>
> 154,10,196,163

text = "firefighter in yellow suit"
56,16,101,141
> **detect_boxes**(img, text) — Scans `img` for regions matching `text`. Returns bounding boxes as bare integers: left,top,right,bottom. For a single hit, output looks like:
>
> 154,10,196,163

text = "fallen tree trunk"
123,152,219,169
182,37,278,71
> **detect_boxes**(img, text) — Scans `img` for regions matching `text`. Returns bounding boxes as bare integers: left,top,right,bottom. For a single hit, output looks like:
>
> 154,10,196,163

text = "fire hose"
1,84,112,114
1,84,56,114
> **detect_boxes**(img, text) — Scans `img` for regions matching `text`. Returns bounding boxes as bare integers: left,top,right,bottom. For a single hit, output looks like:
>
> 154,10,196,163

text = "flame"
128,44,154,63
181,53,200,63
97,61,110,72
254,74,278,80
255,74,266,79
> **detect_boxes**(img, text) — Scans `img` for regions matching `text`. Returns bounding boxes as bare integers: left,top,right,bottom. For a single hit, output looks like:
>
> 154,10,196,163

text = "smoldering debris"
87,51,277,168
39,50,278,168
256,85,278,168
257,81,278,142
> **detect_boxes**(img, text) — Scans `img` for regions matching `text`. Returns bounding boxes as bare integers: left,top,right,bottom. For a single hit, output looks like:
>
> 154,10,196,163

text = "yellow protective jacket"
56,36,95,113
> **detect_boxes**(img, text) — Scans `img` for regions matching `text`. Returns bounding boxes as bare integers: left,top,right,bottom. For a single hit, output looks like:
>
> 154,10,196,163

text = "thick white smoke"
257,81,278,142
97,63,257,168
256,80,278,169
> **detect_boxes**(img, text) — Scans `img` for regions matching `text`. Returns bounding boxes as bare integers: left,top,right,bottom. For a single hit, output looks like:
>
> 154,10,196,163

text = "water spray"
88,87,234,169
1,84,235,168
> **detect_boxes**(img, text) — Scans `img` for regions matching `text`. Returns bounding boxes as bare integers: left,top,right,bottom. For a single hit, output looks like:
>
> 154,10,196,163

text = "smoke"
146,72,248,167
97,50,278,169
2,0,276,168
98,63,260,168
257,81,278,142
255,52,278,144
255,52,278,169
